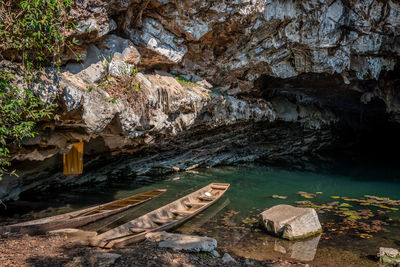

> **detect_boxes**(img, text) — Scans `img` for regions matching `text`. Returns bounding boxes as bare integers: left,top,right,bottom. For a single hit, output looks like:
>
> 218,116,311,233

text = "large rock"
260,204,322,240
146,231,217,252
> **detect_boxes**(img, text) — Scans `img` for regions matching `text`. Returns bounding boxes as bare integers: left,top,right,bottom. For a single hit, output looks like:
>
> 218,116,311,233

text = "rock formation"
1,0,399,201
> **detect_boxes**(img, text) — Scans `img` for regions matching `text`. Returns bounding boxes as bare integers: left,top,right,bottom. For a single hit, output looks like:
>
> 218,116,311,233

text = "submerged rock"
378,247,400,264
145,231,217,252
274,234,321,262
260,204,322,240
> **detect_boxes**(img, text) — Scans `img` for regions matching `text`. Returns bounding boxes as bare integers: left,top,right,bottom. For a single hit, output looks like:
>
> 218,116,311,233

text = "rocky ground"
0,233,307,267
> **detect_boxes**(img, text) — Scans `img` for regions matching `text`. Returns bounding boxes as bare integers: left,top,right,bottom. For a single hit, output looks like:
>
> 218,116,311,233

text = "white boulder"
260,204,322,240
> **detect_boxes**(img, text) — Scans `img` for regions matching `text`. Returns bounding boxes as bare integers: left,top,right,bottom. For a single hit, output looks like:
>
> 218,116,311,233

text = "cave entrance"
254,72,400,162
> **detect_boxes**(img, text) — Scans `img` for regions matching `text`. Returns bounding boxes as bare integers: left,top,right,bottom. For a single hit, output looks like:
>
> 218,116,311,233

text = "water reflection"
274,234,321,262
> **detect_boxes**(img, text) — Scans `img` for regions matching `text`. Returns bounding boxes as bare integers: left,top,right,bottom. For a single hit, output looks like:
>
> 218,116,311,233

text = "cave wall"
1,0,400,201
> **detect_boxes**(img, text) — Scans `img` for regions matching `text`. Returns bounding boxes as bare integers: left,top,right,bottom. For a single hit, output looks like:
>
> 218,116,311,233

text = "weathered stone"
76,18,117,38
260,204,322,240
145,232,217,252
128,18,187,63
64,44,106,84
100,34,141,65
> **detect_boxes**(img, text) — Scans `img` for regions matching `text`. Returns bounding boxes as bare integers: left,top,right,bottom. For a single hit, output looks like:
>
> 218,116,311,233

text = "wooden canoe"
90,183,230,248
0,189,166,235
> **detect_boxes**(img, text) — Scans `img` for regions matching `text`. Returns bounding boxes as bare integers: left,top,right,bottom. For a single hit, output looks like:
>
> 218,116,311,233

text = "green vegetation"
0,70,54,179
105,97,117,103
0,0,72,178
175,76,198,87
0,0,72,66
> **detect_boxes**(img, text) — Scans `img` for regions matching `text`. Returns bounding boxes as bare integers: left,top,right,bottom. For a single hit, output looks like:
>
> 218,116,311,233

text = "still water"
2,162,400,266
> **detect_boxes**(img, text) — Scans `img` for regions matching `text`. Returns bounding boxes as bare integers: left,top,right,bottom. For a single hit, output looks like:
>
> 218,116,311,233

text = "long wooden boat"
90,183,230,248
0,189,166,235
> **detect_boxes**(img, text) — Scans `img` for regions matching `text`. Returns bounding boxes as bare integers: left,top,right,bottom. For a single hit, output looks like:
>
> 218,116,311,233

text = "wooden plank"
171,209,194,215
198,196,215,201
211,186,228,190
130,228,146,233
152,218,176,224
185,202,206,207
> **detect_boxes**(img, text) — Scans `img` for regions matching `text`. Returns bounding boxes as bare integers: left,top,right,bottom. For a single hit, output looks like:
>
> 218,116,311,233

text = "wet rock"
222,253,237,264
146,232,217,252
274,234,321,262
260,204,322,240
378,247,400,264
88,252,121,267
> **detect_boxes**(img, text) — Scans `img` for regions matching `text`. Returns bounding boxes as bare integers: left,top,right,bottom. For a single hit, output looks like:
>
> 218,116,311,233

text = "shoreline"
0,233,306,267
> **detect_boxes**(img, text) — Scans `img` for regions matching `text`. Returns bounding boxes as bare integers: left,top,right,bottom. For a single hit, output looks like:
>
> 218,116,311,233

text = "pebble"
222,253,237,264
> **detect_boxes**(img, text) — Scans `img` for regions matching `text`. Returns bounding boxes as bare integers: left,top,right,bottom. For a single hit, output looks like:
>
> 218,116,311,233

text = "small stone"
211,250,220,258
222,253,237,264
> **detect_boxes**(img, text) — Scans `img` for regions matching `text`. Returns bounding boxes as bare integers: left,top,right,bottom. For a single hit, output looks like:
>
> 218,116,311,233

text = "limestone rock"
145,232,217,252
260,204,322,240
76,18,117,38
128,18,187,64
64,44,106,84
100,34,141,66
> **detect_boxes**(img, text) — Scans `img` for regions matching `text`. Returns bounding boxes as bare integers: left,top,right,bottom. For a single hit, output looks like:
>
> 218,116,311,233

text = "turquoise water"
2,163,400,265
